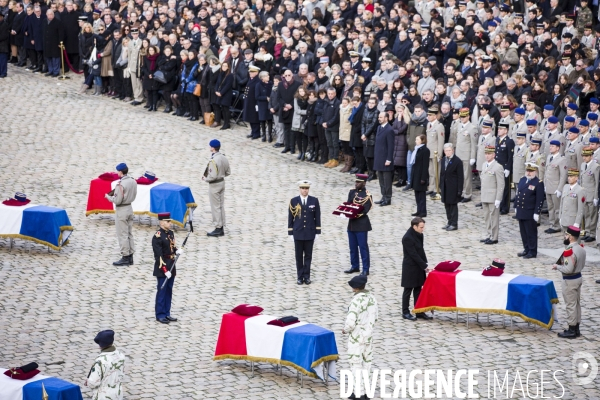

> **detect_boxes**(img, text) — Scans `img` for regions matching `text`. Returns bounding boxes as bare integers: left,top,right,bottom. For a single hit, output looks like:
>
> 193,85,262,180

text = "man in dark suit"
229,46,248,90
495,123,515,214
344,174,373,276
373,112,395,206
401,217,431,321
478,55,497,83
440,143,464,231
243,65,261,139
288,180,321,285
442,34,457,65
42,9,64,77
515,164,545,258
9,3,26,66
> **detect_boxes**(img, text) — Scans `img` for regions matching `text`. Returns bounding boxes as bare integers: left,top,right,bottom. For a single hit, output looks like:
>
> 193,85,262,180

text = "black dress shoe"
402,313,417,321
344,268,360,274
183,112,190,117
128,255,134,265
157,318,170,324
523,253,536,259
402,186,412,191
500,211,508,215
297,279,304,285
480,238,490,242
360,270,369,276
417,214,427,217
166,316,178,321
580,235,590,241
131,101,142,106
475,202,482,207
517,251,528,257
273,143,284,148
207,227,225,237
484,239,498,245
416,313,433,320
546,228,561,234
246,134,253,138
380,200,390,206
557,326,578,339
596,280,600,284
584,236,596,242
426,191,434,195
304,278,312,285
281,148,290,153
461,197,471,203
189,117,198,121
411,212,419,216
113,256,130,266
446,225,457,231
374,200,383,204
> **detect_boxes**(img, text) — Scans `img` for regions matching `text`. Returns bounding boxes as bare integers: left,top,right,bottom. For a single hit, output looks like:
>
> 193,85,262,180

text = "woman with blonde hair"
117,36,133,101
78,22,95,92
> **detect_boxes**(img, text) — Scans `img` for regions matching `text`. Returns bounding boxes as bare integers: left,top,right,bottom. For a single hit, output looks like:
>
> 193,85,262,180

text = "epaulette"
155,230,161,238
563,248,573,257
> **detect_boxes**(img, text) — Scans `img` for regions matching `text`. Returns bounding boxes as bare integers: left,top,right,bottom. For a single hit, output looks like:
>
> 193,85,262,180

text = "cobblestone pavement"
1,67,599,399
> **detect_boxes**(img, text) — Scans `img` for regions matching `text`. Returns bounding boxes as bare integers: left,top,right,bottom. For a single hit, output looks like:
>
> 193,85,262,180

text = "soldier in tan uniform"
499,104,515,135
544,141,568,234
526,119,542,144
578,120,593,146
476,120,496,173
552,225,586,339
559,168,584,233
426,107,444,194
105,162,138,266
579,148,600,242
562,116,576,137
590,137,600,162
539,105,560,134
524,100,539,123
510,108,527,141
512,132,528,186
448,108,461,148
525,138,546,181
564,127,584,170
455,107,478,202
203,139,231,237
480,146,505,244
541,116,565,157
587,113,598,136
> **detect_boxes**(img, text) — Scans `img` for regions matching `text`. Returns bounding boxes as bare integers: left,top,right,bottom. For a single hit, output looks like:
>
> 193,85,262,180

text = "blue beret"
588,113,598,120
531,138,542,145
544,105,554,111
565,116,576,123
514,108,525,115
144,171,156,179
488,21,497,27
590,137,600,143
482,120,493,128
15,192,27,202
550,140,561,146
590,98,599,104
579,120,590,126
94,330,115,348
516,132,527,138
209,139,221,148
116,163,127,171
526,119,538,126
569,127,580,134
568,103,579,110
548,116,559,123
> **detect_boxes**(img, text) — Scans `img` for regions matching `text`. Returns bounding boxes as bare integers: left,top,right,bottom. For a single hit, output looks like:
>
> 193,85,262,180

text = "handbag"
153,70,167,84
204,112,215,126
193,83,201,96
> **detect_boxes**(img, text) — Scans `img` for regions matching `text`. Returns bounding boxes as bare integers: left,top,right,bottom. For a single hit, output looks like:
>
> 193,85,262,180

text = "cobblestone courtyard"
0,67,599,399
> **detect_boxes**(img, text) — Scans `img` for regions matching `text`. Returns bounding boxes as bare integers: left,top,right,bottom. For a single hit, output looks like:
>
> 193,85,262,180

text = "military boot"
557,326,578,339
113,256,130,266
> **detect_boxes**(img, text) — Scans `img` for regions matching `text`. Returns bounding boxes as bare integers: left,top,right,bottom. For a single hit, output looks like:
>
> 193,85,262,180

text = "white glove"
574,223,580,228
533,214,539,222
594,199,598,206
176,249,183,256
555,190,562,198
165,271,172,279
314,234,320,242
289,235,294,242
339,213,347,219
504,169,510,177
469,158,475,166
494,200,501,208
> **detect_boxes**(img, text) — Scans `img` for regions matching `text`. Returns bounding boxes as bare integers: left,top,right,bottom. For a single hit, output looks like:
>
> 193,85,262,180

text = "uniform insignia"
528,185,535,190
155,230,161,238
582,196,586,203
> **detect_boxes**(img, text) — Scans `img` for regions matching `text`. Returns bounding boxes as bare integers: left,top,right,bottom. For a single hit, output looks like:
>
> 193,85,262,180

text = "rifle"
160,220,193,290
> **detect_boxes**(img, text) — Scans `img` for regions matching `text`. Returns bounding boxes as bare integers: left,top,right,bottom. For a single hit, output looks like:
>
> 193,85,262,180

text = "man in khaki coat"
127,27,144,105
203,139,231,237
579,148,600,242
526,138,546,181
564,127,584,170
425,106,444,195
559,168,584,233
455,107,478,202
544,141,568,234
480,146,505,244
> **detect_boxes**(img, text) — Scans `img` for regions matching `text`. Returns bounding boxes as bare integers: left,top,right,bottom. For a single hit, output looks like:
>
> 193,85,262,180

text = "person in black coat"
277,71,302,153
109,29,123,97
288,180,321,285
515,164,545,258
157,45,178,113
440,143,464,231
256,71,274,142
410,134,430,217
78,22,94,78
141,45,161,111
42,10,64,76
495,123,515,214
197,54,212,120
23,6,44,71
214,60,234,130
243,66,261,139
349,98,365,173
60,4,80,70
344,174,373,276
0,12,8,77
401,217,430,321
373,112,395,206
9,4,26,66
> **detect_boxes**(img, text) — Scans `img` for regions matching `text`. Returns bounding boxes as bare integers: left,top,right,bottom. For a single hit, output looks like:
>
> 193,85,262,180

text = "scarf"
410,144,424,165
282,77,293,89
349,103,363,124
147,53,159,70
316,75,329,85
410,111,427,125
211,64,220,72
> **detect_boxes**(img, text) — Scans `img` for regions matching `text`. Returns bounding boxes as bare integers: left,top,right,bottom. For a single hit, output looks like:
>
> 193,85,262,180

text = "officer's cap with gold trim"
297,180,311,188
525,162,539,171
355,173,369,182
567,168,580,176
582,148,594,156
484,145,496,153
530,138,542,146
248,65,261,72
158,212,172,221
459,107,469,117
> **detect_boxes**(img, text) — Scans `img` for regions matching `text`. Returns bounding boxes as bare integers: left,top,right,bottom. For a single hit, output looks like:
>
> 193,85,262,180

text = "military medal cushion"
434,260,461,272
2,192,31,206
267,316,300,327
98,172,121,181
231,304,264,316
3,362,40,380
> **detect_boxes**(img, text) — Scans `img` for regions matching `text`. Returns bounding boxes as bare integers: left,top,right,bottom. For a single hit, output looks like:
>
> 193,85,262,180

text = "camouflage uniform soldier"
576,0,593,37
86,330,126,400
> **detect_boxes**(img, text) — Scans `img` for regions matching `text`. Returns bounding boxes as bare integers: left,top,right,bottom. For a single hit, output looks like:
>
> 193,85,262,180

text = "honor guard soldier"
499,104,515,138
513,132,528,190
587,112,598,136
510,108,527,141
86,330,126,398
288,180,321,285
541,116,565,156
152,212,181,324
455,107,478,202
480,146,505,244
344,174,373,276
552,225,586,339
495,123,515,214
545,141,568,234
105,162,138,266
578,120,593,145
515,163,545,258
559,168,584,233
243,65,262,140
203,139,231,237
579,148,600,242
564,127,584,170
526,138,546,181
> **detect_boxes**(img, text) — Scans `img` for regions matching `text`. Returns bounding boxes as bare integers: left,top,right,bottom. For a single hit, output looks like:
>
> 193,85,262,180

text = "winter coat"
43,17,64,58
305,101,318,137
373,123,395,172
78,32,94,69
392,118,408,167
142,55,161,90
158,56,179,92
10,11,26,48
208,67,220,102
277,80,302,124
60,10,80,54
338,105,352,141
214,72,234,106
0,19,8,54
100,40,113,77
410,145,430,191
321,97,341,132
361,105,379,157
23,13,44,51
314,97,327,124
291,98,308,131
407,114,427,151
255,80,273,121
401,226,428,288
181,61,199,94
440,154,464,205
349,104,365,147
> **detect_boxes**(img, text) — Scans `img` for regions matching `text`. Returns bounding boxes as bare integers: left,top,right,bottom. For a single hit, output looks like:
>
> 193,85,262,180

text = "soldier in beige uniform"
455,107,478,202
448,108,461,148
590,137,600,162
512,132,528,186
476,120,496,173
526,120,542,144
562,116,576,137
539,105,560,134
524,100,539,122
426,107,444,194
559,168,584,233
127,27,144,105
203,139,231,237
578,120,593,146
564,127,584,170
105,162,138,266
579,148,600,242
480,146,505,244
552,225,586,339
525,138,546,181
587,113,598,136
541,116,566,156
544,141,568,234
498,105,514,135
476,103,495,134
510,108,527,141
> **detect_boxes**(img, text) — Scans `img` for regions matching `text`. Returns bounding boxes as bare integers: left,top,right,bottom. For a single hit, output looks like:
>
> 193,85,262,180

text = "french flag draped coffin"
0,204,73,250
0,369,83,400
413,270,559,328
214,313,339,380
86,179,197,227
